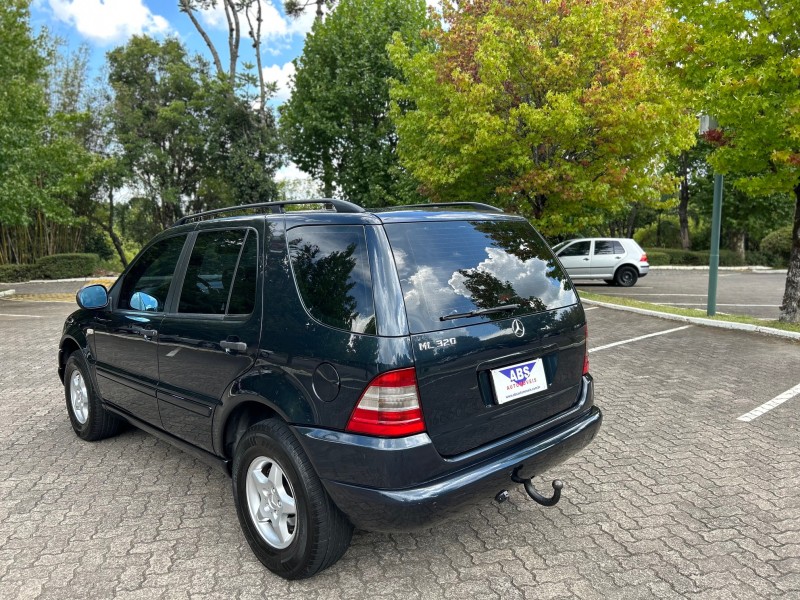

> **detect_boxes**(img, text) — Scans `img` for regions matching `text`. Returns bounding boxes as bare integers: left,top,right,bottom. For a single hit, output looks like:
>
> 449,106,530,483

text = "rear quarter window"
384,219,578,333
288,225,377,334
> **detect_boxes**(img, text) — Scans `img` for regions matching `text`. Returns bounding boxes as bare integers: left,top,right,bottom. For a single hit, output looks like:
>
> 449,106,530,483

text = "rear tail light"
640,253,648,263
583,324,590,375
346,367,426,437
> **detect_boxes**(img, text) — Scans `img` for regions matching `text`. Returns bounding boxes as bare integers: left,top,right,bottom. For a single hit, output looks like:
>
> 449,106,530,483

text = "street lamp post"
699,115,724,316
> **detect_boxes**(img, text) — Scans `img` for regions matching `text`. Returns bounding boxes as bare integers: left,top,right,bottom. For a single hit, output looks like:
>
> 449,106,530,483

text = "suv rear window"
384,220,577,333
288,225,376,334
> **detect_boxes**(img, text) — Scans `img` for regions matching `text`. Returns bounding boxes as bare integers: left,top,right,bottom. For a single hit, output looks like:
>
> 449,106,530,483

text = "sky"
29,0,318,179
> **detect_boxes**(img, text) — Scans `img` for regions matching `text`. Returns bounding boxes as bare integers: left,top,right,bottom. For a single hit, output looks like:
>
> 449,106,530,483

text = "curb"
583,299,800,341
0,289,15,298
649,266,786,274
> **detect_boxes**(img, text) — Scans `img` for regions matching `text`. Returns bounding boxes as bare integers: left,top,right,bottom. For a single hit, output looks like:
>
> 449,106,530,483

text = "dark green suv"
59,200,601,579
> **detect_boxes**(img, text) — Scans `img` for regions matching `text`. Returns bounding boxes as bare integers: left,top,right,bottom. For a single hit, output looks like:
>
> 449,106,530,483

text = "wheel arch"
216,398,282,460
58,334,85,383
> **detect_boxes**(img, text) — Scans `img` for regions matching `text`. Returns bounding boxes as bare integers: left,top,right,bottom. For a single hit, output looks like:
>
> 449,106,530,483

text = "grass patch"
580,291,800,335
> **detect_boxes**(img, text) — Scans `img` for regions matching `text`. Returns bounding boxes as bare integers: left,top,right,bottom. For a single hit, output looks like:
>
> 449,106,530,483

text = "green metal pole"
707,173,724,316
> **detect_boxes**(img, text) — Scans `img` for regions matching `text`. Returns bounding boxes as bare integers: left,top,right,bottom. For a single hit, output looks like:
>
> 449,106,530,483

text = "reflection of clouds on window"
403,265,464,320
449,247,567,308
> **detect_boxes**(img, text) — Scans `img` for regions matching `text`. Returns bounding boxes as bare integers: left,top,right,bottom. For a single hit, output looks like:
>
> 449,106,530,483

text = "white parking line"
589,325,692,353
601,293,708,297
584,306,599,311
655,303,780,308
738,383,800,422
0,313,43,318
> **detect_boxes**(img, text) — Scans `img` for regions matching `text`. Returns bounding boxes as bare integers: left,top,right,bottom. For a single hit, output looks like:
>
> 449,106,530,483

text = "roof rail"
173,199,365,226
386,202,504,214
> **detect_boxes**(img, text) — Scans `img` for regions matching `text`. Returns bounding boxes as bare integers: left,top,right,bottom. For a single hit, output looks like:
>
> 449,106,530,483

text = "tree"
388,0,697,235
107,36,206,229
281,0,430,206
284,0,336,21
669,0,800,321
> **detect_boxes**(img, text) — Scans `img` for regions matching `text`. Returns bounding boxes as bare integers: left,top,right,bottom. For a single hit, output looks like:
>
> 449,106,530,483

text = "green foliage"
644,251,670,266
281,0,430,207
0,253,99,281
634,217,683,249
389,0,697,235
0,263,38,282
760,226,794,263
35,253,99,279
645,247,746,267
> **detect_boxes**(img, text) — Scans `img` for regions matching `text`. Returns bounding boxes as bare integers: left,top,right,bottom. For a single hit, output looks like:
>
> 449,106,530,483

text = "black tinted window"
384,220,577,333
559,241,590,257
120,235,186,311
179,230,246,315
594,241,614,255
289,225,376,334
613,241,625,254
227,232,258,315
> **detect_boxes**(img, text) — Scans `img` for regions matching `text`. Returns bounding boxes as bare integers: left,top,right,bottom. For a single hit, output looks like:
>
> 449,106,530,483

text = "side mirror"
76,284,109,310
130,291,159,312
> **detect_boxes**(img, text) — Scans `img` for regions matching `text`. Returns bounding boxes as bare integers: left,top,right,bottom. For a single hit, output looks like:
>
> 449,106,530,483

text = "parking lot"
1,295,799,599
576,269,787,320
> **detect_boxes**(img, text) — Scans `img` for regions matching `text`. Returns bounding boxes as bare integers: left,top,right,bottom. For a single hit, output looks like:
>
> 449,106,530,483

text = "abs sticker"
491,358,548,404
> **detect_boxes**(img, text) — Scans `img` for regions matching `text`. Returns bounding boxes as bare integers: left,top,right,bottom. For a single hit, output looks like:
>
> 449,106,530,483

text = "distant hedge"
644,248,746,267
0,253,99,282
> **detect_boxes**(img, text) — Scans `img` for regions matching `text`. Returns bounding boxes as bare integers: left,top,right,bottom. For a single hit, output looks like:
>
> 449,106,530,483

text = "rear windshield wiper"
439,304,521,321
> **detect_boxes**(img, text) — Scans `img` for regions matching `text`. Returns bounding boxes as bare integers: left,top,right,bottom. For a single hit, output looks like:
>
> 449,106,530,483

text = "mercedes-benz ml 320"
59,201,602,579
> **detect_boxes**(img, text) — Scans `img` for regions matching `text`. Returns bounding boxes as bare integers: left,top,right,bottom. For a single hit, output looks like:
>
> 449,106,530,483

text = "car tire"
232,419,353,580
614,265,638,287
64,351,123,441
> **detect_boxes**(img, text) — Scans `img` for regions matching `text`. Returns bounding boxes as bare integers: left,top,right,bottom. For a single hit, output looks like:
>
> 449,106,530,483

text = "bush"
760,226,793,262
645,251,670,266
634,217,683,248
35,253,99,279
645,248,746,267
0,263,39,282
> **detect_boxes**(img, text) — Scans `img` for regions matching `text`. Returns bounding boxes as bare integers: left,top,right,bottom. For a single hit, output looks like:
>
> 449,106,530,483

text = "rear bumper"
293,377,600,532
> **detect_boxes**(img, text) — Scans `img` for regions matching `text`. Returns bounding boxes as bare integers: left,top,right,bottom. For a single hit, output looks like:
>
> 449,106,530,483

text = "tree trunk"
678,152,691,250
322,153,334,198
108,191,128,268
730,230,746,262
779,183,800,322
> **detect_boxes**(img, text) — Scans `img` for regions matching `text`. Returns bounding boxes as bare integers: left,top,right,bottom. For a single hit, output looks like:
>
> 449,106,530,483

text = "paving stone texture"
1,300,799,599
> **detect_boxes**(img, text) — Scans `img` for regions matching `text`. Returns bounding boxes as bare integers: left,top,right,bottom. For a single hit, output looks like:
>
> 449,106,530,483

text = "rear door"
156,227,262,451
590,240,625,278
556,240,592,278
383,219,586,456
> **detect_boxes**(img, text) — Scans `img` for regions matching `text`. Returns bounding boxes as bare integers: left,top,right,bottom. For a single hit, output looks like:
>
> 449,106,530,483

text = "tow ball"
508,467,563,507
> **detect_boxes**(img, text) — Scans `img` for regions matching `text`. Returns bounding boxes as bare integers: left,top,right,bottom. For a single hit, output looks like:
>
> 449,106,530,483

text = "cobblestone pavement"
1,300,799,599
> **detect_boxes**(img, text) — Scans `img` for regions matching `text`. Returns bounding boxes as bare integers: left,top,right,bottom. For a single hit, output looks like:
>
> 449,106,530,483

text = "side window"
594,241,614,255
613,241,625,254
119,235,186,311
559,241,591,257
179,230,246,315
227,232,258,315
288,225,376,334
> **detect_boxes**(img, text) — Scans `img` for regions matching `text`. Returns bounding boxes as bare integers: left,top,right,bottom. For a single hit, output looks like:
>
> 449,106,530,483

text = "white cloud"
275,162,308,182
48,0,170,44
200,1,315,41
262,61,295,102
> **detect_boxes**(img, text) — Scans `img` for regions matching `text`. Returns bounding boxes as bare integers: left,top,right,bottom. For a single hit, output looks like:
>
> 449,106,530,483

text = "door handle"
583,258,590,261
134,327,158,339
221,340,247,353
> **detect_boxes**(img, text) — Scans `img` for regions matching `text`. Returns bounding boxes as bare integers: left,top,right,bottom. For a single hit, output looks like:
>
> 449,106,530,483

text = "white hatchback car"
551,238,649,287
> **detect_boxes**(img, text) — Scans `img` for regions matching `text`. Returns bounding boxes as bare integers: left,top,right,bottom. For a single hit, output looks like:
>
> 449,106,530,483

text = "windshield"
384,220,578,333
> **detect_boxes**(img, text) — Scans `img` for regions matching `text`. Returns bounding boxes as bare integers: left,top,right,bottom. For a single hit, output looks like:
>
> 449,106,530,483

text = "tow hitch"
510,467,563,507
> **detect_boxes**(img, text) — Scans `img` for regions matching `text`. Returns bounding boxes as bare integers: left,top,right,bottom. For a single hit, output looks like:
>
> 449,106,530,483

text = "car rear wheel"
614,265,638,287
232,419,353,579
64,352,123,441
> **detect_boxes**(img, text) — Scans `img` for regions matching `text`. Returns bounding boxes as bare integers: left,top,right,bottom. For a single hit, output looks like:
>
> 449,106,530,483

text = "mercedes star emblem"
511,319,525,338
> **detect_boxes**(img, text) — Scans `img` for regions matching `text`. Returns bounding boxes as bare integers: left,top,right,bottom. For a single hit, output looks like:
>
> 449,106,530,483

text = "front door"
556,240,592,278
156,227,262,452
93,234,188,425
